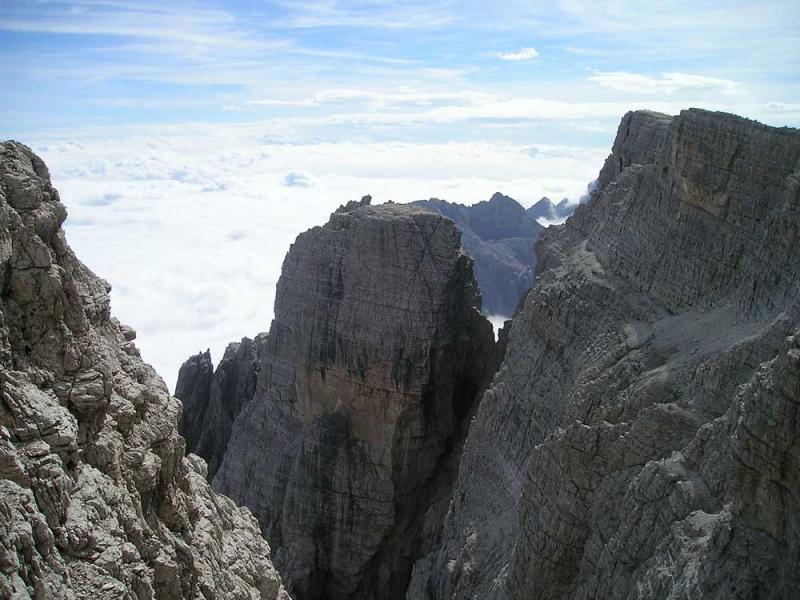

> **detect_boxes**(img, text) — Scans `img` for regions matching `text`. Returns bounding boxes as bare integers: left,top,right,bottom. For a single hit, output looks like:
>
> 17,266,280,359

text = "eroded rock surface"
0,141,288,599
203,199,496,600
409,109,800,599
414,193,542,316
176,336,264,480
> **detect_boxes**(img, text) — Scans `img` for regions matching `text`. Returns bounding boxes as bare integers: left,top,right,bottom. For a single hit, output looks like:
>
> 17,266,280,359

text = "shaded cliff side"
409,109,800,599
0,142,288,599
413,193,542,316
176,336,265,481
181,198,496,599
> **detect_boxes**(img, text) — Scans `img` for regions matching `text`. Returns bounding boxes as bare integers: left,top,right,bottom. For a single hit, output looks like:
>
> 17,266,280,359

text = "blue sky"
2,0,799,141
1,0,799,390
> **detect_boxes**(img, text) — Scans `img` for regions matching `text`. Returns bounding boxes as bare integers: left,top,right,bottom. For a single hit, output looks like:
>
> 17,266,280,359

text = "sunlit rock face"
408,109,800,600
191,198,497,599
0,141,288,600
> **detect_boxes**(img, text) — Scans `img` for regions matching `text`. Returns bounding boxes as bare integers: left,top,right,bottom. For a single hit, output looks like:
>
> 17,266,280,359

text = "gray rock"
175,337,264,480
212,198,496,599
413,193,542,316
409,109,800,599
0,141,289,600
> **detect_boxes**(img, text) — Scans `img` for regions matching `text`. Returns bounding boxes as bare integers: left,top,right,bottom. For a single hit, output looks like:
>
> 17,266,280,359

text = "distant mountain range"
413,193,542,316
526,195,577,221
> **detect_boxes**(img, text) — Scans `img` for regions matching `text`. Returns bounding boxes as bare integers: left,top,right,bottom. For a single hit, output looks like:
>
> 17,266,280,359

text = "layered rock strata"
185,199,496,599
413,193,542,316
409,109,800,599
0,142,288,599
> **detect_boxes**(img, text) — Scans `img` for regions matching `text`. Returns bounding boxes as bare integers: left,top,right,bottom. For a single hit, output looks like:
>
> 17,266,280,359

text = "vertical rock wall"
209,200,496,599
409,109,800,599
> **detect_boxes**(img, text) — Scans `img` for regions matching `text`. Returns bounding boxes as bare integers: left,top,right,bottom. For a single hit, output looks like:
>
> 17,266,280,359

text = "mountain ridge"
408,107,800,599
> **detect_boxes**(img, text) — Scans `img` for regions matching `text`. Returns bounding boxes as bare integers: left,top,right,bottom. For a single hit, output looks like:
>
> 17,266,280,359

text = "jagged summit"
334,193,372,213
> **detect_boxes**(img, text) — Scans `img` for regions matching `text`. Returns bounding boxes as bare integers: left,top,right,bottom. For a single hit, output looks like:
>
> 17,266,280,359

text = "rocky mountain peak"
334,194,372,214
10,106,799,600
178,199,497,599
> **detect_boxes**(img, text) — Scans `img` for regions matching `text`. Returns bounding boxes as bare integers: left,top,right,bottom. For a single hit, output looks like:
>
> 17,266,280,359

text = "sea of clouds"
31,123,605,390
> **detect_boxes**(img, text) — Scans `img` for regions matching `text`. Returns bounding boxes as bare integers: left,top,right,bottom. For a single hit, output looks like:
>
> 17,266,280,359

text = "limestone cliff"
197,199,496,599
0,142,288,599
176,336,265,481
413,193,542,316
409,109,800,599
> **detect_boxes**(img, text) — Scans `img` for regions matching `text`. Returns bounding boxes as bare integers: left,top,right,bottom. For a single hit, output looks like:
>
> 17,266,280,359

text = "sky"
1,0,799,390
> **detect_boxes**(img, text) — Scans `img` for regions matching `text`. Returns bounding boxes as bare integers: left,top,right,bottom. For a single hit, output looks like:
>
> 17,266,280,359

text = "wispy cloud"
493,47,539,61
0,2,253,50
588,71,743,95
268,0,460,30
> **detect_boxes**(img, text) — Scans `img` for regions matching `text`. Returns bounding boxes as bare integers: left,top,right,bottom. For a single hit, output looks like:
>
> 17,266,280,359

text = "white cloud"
31,124,606,392
588,71,742,95
235,90,694,128
493,47,539,61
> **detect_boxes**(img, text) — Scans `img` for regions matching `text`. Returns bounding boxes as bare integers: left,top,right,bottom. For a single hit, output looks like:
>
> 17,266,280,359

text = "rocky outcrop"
175,351,213,451
414,193,542,316
201,199,496,599
175,336,264,480
0,141,288,599
409,109,800,598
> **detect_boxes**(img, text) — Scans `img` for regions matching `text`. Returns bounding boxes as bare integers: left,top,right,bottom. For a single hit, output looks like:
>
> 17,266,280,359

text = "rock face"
192,199,497,599
175,336,264,480
0,142,288,599
413,193,542,316
408,109,800,598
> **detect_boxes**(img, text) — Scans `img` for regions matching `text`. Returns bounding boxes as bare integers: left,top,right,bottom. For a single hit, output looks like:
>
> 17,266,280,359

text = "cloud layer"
32,125,605,390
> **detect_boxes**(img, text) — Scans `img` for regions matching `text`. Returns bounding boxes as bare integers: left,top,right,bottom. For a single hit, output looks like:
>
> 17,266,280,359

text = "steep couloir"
0,142,288,599
409,109,800,599
180,197,497,599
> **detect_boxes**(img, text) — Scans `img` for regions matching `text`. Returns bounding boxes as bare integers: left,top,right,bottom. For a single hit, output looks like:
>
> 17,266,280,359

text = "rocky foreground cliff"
0,142,288,599
409,109,800,598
